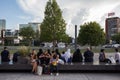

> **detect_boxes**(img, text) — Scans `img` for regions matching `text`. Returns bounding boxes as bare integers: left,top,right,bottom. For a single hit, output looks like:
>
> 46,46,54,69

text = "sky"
0,0,120,38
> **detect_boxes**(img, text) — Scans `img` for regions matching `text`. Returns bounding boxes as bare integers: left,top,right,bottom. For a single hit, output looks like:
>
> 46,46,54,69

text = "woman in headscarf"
72,49,83,63
63,49,72,63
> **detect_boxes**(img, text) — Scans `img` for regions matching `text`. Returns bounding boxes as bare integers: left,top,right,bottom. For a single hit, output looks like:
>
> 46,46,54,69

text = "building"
28,23,40,32
105,17,120,41
0,19,20,45
19,24,29,29
4,29,18,45
19,22,41,46
19,22,40,33
0,19,6,37
0,19,6,30
5,29,13,37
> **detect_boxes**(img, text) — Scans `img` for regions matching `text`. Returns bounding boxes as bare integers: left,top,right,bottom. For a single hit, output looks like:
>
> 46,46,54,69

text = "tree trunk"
90,45,92,50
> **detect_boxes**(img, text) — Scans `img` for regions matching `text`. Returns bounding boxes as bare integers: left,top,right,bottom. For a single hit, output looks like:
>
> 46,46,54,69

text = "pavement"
0,73,120,80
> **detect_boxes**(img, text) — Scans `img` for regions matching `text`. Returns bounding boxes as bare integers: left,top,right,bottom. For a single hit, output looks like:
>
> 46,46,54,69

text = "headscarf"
64,49,71,62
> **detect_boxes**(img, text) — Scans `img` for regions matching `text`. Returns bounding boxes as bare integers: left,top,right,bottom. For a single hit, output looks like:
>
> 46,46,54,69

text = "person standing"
1,47,10,63
84,47,94,63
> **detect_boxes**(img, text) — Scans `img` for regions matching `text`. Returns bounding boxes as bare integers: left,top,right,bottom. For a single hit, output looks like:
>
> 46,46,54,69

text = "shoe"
34,72,38,75
56,73,59,76
31,71,35,74
50,73,53,76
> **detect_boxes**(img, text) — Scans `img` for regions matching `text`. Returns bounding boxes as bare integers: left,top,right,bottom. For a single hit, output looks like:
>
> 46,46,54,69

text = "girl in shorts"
30,49,38,74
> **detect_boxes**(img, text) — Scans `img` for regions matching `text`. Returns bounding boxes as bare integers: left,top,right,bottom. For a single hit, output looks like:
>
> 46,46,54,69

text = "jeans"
50,64,58,73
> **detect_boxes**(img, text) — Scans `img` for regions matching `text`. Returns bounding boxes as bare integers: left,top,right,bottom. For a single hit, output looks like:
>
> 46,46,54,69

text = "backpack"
108,56,116,64
99,53,104,61
13,52,20,62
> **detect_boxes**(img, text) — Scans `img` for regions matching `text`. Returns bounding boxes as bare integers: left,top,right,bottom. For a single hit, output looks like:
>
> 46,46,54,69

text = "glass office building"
0,19,6,37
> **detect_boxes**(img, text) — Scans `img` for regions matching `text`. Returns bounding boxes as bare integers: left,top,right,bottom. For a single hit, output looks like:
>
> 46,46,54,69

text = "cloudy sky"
0,0,120,37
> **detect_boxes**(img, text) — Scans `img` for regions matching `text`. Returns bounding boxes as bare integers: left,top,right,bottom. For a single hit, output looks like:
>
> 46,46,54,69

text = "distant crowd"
0,46,120,75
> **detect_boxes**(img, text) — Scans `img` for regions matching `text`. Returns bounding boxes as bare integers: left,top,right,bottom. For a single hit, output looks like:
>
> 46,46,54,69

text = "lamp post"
1,29,5,46
75,25,77,50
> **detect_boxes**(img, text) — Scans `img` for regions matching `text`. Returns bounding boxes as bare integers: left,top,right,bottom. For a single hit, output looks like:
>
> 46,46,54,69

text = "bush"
18,46,30,57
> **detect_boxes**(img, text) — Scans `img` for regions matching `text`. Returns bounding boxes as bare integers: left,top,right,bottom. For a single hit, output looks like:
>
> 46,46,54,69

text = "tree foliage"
40,0,68,43
112,33,120,44
19,26,35,46
78,22,105,46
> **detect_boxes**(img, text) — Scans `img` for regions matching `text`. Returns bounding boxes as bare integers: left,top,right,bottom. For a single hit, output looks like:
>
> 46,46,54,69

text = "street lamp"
1,29,5,45
75,25,77,50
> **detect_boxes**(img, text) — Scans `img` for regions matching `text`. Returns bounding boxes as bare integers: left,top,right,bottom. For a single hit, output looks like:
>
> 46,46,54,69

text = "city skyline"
0,0,120,37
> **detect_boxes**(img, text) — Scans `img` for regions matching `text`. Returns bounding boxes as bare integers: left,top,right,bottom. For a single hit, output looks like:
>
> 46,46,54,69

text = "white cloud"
17,0,47,19
17,0,120,37
17,16,31,20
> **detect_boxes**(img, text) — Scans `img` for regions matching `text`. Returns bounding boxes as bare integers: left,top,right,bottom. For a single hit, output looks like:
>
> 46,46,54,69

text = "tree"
112,33,120,44
40,0,68,45
19,26,35,46
78,22,105,47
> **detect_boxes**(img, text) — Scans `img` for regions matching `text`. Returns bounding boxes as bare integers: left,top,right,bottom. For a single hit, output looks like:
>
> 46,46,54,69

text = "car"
57,42,65,48
112,44,120,48
102,44,112,48
40,42,53,48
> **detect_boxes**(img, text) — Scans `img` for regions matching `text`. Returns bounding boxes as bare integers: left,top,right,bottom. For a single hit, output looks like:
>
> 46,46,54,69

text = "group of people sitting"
0,47,59,75
26,47,120,75
30,49,59,75
30,47,94,75
99,48,120,64
1,46,120,75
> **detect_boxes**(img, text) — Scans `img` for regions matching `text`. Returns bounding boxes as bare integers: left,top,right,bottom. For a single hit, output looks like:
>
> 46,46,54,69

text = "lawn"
0,46,117,54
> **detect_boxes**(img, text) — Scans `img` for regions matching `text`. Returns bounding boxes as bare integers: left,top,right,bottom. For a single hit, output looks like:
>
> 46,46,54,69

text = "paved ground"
0,73,120,80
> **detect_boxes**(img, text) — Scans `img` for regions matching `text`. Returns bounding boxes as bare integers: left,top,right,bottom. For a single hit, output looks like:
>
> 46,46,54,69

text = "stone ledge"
0,63,32,71
0,63,120,72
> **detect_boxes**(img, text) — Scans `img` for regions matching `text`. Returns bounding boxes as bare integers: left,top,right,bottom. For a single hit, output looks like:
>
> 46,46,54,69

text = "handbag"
37,66,43,75
108,56,116,64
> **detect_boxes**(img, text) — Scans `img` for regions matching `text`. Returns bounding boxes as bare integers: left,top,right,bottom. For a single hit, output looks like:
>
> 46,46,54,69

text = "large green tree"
78,22,105,47
40,0,68,44
19,26,35,46
112,33,120,44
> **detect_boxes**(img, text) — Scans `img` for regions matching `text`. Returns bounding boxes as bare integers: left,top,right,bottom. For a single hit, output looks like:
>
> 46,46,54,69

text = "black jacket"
84,50,94,62
72,49,83,62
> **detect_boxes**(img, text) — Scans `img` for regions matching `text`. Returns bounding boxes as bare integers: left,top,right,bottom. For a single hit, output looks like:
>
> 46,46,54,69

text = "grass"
80,48,116,53
0,46,117,54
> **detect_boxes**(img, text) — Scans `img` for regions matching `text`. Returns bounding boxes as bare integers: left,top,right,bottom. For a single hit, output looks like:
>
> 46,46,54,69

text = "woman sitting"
39,50,51,74
30,49,38,74
50,51,59,76
99,49,109,63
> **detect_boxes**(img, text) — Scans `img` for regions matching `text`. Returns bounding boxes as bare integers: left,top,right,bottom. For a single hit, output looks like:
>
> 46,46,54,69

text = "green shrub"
18,46,30,57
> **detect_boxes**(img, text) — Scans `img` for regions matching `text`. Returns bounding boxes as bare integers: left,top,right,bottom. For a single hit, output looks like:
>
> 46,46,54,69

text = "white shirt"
115,52,120,63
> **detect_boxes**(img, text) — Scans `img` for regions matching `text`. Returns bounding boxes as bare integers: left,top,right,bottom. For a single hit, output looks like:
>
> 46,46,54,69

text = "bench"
58,63,120,72
0,63,32,72
0,62,120,72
